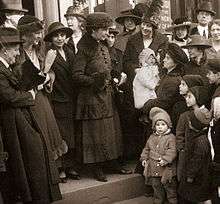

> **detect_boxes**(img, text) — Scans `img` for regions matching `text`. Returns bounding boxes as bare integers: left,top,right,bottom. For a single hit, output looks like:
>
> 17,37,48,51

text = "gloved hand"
91,72,107,92
186,177,194,183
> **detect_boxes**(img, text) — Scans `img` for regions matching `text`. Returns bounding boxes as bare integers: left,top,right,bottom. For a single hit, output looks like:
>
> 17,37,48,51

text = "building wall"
28,0,220,28
172,0,220,21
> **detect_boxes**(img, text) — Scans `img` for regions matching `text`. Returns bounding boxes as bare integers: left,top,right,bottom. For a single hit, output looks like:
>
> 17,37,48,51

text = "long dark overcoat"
49,44,77,149
72,33,122,163
177,110,213,202
0,130,7,173
0,62,61,204
16,47,67,161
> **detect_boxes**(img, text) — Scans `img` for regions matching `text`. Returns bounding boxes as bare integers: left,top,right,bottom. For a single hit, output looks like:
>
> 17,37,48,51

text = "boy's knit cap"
149,107,172,128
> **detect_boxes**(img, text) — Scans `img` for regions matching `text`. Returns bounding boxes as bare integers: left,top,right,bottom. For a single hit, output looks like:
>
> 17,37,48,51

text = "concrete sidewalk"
114,196,153,204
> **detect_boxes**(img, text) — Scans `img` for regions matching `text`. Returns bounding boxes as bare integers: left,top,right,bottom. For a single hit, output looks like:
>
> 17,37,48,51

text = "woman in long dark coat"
72,12,126,182
0,27,61,204
16,15,67,162
44,22,80,181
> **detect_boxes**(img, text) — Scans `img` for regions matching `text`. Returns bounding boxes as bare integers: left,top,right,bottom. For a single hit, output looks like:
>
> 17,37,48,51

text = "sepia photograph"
0,0,219,203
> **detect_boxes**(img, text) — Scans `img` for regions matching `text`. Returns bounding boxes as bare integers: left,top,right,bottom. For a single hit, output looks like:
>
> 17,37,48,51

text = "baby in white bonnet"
133,48,160,109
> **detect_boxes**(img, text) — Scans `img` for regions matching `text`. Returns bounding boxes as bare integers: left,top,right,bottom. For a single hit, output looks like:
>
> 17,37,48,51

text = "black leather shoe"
94,168,108,182
59,177,68,183
66,172,81,180
117,168,132,175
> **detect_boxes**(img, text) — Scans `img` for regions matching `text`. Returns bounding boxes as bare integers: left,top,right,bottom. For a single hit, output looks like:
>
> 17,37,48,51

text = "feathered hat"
140,0,164,28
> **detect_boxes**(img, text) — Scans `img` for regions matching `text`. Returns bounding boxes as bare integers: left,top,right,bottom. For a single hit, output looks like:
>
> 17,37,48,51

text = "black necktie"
203,29,206,38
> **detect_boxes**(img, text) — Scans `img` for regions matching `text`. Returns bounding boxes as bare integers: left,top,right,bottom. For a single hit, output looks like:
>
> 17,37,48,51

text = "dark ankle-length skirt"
76,110,123,164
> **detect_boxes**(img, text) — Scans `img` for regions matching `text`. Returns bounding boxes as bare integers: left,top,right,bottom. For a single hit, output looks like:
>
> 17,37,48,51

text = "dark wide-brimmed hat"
206,58,220,73
17,15,44,34
86,12,113,28
141,15,158,29
44,22,73,42
166,43,189,65
182,75,204,88
0,27,24,45
64,6,86,19
196,1,216,16
0,0,28,13
182,35,212,49
115,9,142,26
166,17,191,32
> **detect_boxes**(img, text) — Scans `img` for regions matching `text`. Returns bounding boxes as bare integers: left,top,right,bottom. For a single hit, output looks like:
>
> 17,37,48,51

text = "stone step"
54,162,146,204
113,196,153,204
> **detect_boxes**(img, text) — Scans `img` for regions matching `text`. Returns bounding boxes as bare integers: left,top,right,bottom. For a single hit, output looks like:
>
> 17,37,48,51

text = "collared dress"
72,34,122,164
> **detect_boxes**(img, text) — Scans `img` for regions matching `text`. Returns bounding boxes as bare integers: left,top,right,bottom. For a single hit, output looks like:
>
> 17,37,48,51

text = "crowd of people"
0,0,220,204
